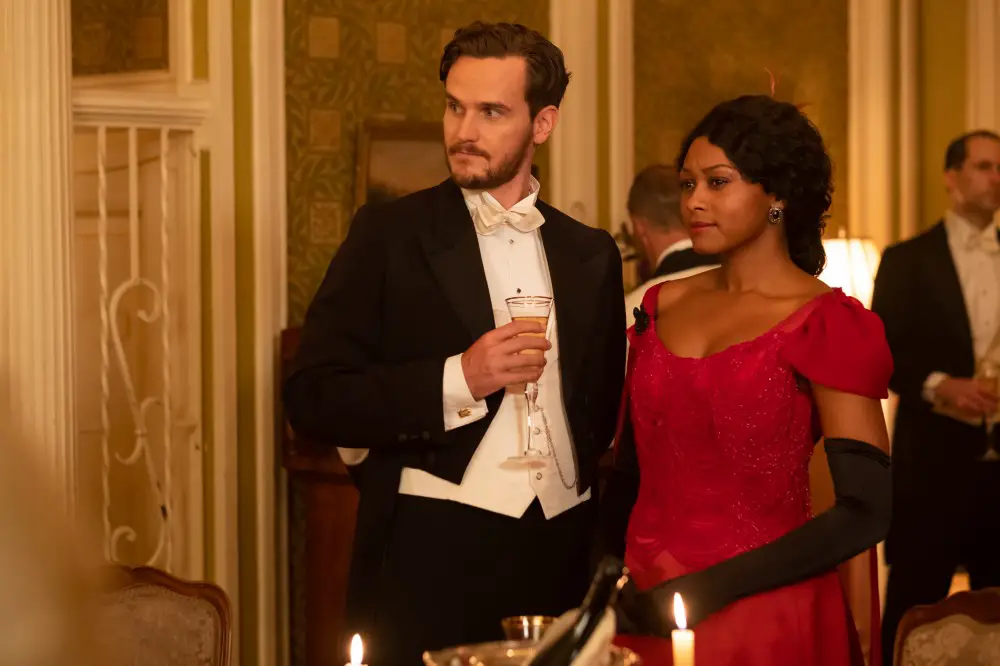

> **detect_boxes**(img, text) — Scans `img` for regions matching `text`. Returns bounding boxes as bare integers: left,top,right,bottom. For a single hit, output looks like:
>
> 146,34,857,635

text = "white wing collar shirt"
398,177,591,519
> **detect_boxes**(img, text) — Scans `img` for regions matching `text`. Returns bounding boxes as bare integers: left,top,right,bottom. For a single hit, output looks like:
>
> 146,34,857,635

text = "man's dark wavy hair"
440,22,571,119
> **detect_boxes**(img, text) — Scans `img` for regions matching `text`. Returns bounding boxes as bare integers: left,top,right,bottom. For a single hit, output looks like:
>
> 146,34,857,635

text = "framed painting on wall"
354,119,448,210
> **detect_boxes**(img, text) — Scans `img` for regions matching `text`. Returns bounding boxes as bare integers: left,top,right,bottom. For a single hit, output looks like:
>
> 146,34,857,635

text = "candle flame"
350,634,363,665
673,592,687,630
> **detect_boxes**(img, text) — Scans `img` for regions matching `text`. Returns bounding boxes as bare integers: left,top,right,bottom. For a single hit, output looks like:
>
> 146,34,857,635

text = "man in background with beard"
284,21,625,666
873,129,1000,665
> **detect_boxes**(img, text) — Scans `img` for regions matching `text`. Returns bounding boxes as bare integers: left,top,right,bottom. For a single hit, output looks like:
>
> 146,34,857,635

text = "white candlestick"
671,593,694,666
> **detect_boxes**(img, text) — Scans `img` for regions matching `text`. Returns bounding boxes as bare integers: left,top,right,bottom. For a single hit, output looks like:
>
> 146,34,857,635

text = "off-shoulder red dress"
614,284,892,666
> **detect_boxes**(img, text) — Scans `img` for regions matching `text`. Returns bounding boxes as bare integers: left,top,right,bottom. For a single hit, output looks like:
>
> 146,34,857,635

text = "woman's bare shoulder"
791,274,834,306
656,268,720,313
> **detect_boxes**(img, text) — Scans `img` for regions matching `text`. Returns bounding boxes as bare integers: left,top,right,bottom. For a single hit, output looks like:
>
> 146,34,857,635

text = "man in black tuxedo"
872,130,1000,665
623,165,718,327
284,22,625,666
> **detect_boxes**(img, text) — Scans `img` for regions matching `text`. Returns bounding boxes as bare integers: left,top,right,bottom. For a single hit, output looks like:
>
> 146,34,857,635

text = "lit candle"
347,633,367,666
672,593,694,666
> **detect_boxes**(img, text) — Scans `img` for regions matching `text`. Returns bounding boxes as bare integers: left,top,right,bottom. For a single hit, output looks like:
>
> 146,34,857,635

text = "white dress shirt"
923,210,1000,407
398,178,590,519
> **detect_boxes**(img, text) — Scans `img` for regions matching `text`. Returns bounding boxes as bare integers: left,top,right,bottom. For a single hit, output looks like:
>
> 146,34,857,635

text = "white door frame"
205,0,241,647
607,0,634,234
250,0,290,664
68,0,240,605
549,0,599,226
848,0,893,250
66,0,246,654
967,0,1000,132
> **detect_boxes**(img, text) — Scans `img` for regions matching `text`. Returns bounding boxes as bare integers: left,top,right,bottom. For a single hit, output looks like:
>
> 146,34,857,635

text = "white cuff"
443,354,488,431
923,372,949,404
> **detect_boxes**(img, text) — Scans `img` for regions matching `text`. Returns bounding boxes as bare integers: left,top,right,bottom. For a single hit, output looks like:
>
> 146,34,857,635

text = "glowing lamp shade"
819,233,881,307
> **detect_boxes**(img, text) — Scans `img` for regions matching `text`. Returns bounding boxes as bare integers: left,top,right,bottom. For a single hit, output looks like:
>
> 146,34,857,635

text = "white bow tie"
463,180,546,236
967,228,1000,254
470,203,546,235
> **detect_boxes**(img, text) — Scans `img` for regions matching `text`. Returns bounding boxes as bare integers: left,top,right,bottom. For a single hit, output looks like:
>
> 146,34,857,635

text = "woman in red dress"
604,96,893,666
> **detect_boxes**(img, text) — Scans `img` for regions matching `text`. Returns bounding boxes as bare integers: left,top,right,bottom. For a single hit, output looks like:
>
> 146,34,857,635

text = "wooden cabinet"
281,328,358,666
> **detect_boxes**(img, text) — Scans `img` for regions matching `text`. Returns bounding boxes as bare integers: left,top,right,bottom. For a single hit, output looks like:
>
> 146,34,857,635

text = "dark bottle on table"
525,557,629,666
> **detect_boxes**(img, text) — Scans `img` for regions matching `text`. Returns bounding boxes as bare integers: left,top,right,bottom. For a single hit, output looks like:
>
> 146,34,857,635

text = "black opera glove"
617,575,704,636
619,437,891,637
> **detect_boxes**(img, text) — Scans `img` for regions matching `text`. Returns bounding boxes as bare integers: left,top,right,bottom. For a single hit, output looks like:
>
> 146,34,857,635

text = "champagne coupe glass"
976,358,1000,461
504,295,553,468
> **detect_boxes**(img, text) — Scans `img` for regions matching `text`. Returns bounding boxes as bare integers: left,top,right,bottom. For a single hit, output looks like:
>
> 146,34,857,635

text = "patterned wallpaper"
71,0,170,76
634,0,849,234
285,0,550,325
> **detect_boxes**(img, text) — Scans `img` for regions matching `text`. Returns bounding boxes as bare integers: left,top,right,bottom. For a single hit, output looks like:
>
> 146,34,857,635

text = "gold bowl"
500,615,556,641
421,639,641,666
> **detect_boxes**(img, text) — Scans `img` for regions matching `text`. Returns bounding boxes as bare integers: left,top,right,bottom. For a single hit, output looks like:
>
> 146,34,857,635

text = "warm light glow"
673,592,687,630
350,634,364,666
819,233,881,307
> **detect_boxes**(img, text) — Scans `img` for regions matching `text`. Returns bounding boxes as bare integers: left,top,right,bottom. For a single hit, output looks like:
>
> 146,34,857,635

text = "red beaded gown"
614,284,892,666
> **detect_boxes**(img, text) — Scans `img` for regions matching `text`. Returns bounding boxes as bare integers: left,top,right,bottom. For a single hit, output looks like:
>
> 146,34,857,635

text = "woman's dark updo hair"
676,95,832,276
